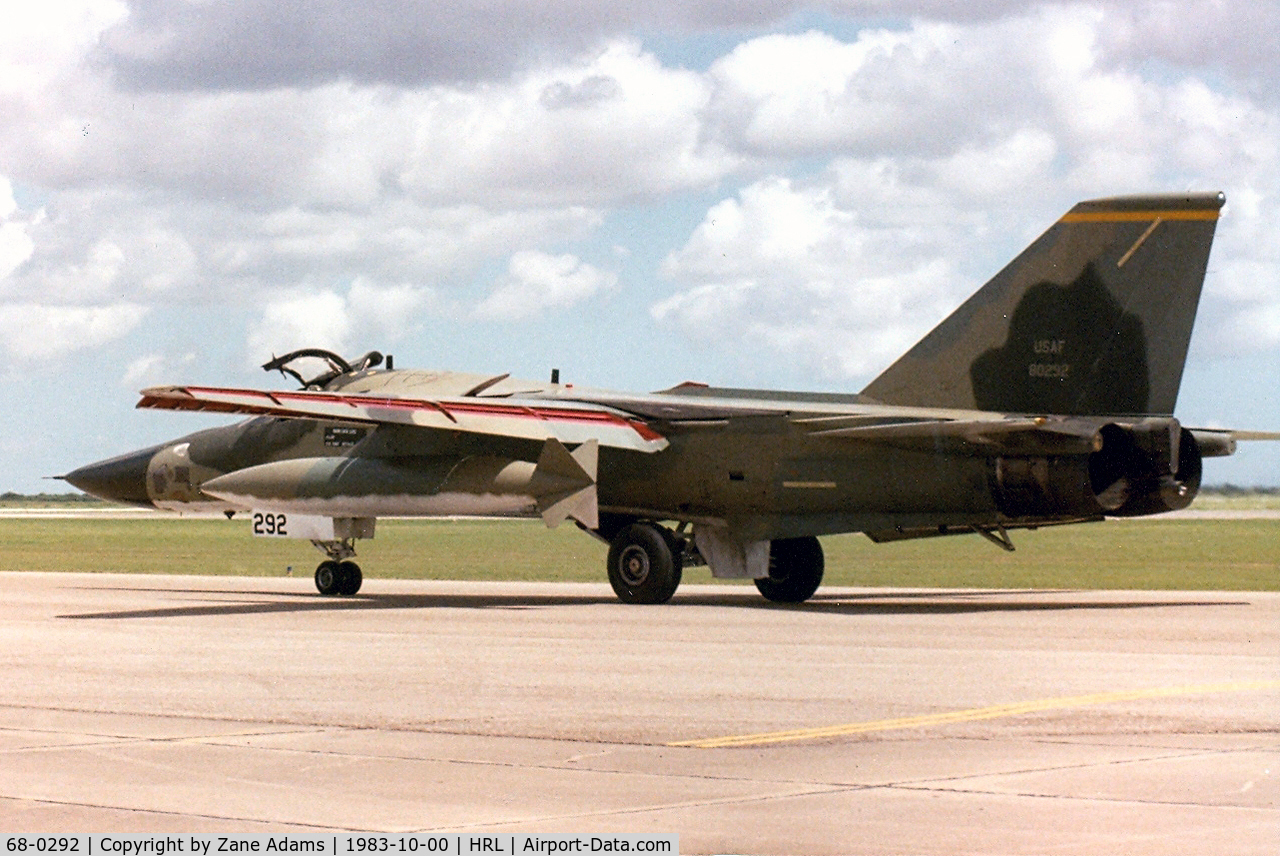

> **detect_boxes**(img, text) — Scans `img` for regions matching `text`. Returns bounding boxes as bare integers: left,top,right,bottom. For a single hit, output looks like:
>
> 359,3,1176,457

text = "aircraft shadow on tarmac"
58,586,1248,621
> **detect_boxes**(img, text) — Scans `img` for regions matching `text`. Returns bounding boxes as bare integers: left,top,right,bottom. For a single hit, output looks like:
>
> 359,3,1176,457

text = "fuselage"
65,366,1195,544
60,193,1263,604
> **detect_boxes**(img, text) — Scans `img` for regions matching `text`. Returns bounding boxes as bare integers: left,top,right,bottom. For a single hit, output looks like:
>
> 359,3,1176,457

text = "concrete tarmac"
0,572,1276,854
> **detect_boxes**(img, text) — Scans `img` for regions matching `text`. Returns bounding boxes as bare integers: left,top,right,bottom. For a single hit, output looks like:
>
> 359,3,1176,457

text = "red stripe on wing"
138,386,666,443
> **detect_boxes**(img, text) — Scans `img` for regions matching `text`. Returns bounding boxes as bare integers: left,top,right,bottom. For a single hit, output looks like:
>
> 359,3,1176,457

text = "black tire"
755,536,824,603
315,560,341,595
337,561,363,595
607,523,682,604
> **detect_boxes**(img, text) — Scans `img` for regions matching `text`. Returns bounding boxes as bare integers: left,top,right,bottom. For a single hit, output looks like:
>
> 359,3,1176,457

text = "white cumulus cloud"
246,290,351,362
0,302,149,360
655,175,963,378
0,177,37,281
477,251,617,320
245,278,440,368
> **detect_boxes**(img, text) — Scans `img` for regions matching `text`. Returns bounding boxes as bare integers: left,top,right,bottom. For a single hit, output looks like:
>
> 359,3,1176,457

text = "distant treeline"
1,491,107,503
1204,484,1280,496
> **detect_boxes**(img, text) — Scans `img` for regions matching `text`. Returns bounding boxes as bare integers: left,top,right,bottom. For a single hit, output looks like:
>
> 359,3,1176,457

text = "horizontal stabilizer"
1229,430,1280,441
1187,428,1280,458
811,416,1103,456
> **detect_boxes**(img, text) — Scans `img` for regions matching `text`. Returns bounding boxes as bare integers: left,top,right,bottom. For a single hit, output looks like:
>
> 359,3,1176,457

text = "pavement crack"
887,781,1278,812
0,793,344,830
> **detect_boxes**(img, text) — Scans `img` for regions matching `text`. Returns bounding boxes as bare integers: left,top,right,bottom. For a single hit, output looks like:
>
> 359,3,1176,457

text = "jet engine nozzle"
1089,419,1202,516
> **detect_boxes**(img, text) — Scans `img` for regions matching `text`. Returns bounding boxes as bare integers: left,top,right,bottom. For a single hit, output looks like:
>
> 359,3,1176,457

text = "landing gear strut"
312,538,363,596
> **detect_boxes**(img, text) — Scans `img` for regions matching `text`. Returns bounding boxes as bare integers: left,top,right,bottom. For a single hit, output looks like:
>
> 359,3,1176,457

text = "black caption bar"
1,836,678,856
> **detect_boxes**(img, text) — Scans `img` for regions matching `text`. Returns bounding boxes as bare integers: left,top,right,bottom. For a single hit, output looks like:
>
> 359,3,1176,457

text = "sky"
2,0,1278,492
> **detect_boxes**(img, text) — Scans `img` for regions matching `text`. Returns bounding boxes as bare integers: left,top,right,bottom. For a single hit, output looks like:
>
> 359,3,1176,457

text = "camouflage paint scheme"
65,193,1275,603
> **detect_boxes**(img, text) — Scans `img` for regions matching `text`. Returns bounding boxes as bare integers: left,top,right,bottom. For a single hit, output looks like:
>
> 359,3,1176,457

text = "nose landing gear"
312,538,363,595
315,559,363,596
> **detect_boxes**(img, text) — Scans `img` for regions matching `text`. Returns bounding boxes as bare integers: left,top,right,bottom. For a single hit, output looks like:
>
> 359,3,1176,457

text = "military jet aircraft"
64,192,1276,603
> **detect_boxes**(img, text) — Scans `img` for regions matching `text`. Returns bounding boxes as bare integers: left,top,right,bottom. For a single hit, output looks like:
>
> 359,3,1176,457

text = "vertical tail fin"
861,193,1224,416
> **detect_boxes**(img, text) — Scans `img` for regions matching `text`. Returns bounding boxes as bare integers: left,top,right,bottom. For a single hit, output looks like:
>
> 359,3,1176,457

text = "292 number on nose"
252,511,288,536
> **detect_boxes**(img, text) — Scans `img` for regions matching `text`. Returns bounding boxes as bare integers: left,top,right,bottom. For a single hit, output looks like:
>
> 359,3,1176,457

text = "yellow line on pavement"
669,680,1280,749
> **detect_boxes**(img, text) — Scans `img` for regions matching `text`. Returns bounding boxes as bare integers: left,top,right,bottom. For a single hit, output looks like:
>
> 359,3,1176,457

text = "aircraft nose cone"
61,445,163,507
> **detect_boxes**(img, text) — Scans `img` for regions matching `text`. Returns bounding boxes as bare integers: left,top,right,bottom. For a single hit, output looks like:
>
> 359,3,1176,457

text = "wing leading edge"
137,385,668,453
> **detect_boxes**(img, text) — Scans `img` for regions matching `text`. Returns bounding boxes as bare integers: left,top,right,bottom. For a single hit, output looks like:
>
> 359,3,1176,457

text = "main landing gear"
312,538,363,596
606,522,684,604
602,521,825,605
755,536,824,603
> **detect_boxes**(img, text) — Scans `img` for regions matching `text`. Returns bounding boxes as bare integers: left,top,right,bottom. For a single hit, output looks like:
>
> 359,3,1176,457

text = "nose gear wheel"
315,560,363,596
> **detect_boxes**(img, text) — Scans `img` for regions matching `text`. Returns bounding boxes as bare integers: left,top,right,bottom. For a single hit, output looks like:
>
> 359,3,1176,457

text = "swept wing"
137,384,668,454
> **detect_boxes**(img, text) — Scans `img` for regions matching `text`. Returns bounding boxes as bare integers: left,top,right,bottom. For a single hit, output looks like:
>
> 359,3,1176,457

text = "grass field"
2,516,1276,591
